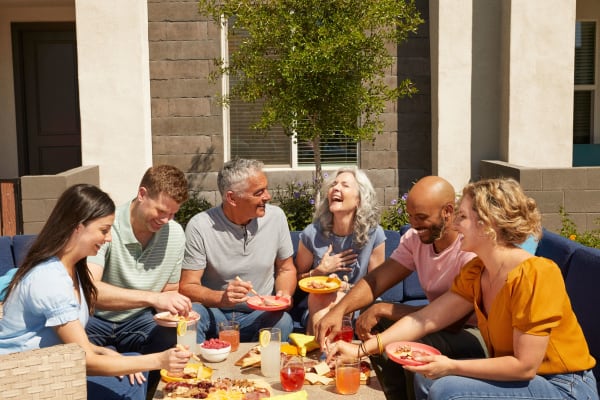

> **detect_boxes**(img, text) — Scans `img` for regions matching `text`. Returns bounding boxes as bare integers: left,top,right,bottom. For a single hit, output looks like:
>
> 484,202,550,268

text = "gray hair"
217,159,265,198
315,166,380,248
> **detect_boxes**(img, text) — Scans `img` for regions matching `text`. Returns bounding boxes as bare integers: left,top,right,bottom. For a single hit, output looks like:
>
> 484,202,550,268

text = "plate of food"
298,276,341,294
160,362,213,383
386,341,440,366
246,295,290,311
162,378,271,399
153,311,200,328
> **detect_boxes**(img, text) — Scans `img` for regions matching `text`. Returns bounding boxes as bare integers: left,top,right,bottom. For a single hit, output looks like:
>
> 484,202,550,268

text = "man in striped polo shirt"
86,165,192,393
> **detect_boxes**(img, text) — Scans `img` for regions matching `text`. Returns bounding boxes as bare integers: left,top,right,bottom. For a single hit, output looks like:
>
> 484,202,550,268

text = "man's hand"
355,303,386,339
219,279,251,308
154,291,193,315
314,307,345,349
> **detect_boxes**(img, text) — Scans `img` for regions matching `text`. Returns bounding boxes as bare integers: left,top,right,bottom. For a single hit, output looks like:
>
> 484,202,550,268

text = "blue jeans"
414,370,599,400
85,310,175,392
192,303,293,343
370,322,487,400
87,354,149,400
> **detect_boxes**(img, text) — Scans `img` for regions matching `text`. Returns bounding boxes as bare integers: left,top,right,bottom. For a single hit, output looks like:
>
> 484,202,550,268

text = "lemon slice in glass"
259,330,271,347
176,318,187,336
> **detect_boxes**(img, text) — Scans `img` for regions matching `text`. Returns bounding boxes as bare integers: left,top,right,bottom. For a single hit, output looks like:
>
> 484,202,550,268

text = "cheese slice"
304,372,334,385
312,361,330,376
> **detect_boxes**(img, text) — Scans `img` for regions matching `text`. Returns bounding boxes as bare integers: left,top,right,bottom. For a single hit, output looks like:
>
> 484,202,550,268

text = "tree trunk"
312,135,323,206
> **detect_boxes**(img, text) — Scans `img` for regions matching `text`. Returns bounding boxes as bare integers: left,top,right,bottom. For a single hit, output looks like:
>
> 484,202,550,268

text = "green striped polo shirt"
88,201,186,322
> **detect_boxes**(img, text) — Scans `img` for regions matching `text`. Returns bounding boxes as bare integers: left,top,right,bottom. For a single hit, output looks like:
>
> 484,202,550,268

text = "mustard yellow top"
452,256,596,375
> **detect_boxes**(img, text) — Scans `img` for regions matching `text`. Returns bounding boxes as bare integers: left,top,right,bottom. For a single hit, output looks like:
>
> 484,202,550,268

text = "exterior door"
12,22,81,176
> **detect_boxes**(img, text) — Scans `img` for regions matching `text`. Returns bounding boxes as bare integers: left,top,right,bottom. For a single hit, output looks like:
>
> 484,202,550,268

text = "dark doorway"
12,22,81,176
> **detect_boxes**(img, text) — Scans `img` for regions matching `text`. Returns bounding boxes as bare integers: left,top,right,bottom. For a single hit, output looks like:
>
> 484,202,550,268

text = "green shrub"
559,207,600,249
380,193,410,231
175,192,213,230
272,180,316,231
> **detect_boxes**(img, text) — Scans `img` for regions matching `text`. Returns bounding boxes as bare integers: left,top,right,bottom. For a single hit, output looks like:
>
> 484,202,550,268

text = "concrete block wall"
147,0,430,209
20,166,100,234
480,160,600,234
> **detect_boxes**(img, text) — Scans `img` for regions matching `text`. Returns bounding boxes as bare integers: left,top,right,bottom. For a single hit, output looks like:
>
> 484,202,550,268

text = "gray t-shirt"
183,204,293,308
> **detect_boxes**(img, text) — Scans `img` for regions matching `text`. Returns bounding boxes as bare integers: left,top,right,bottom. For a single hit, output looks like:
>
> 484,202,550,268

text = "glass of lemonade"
259,327,281,377
176,320,198,353
218,320,240,351
335,357,360,395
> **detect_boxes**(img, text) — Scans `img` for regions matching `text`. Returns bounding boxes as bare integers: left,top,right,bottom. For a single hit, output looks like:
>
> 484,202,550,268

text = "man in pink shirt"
315,176,486,400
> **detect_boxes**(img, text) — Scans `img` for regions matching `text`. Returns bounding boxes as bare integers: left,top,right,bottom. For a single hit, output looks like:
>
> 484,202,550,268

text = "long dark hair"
2,184,115,314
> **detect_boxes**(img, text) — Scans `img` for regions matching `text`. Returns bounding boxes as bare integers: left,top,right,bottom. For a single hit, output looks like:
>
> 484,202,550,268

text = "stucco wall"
20,165,99,234
480,160,600,234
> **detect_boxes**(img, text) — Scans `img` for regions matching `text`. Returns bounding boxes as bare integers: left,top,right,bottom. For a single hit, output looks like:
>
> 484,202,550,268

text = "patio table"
152,341,385,399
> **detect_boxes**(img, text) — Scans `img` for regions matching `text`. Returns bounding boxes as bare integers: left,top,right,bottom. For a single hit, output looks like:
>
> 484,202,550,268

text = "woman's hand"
158,346,193,375
324,340,359,364
315,245,357,275
403,354,454,380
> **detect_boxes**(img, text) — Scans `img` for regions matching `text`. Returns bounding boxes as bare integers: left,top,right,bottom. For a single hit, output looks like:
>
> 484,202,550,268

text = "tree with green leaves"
199,0,423,196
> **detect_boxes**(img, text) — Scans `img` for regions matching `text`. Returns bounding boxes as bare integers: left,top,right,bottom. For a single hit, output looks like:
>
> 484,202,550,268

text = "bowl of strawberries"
198,338,231,363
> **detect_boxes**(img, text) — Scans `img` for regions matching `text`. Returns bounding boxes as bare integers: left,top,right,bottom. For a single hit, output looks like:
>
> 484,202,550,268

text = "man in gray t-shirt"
180,159,297,342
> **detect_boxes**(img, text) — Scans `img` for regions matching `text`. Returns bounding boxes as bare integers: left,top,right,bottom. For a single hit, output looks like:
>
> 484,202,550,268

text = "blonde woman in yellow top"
326,178,598,400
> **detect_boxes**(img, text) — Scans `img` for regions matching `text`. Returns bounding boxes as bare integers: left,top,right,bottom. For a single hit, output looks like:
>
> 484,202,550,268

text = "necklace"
485,264,508,290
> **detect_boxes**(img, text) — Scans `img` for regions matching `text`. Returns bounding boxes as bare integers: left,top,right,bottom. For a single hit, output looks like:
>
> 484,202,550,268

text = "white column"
429,0,473,191
76,0,152,203
503,0,575,167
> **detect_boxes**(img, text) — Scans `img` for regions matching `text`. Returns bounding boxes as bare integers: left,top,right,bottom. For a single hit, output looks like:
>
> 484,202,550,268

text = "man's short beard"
421,213,446,244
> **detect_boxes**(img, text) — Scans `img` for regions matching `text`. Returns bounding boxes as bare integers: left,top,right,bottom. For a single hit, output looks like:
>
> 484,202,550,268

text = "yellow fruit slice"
177,319,187,336
280,342,299,355
259,330,271,347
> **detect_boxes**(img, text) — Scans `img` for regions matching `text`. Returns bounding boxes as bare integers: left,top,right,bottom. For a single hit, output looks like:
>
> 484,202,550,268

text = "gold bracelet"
376,334,384,355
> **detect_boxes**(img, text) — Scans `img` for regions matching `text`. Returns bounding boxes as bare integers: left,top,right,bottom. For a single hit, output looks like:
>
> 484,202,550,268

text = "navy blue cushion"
0,236,15,276
564,245,600,389
380,230,404,302
12,235,36,268
535,229,580,277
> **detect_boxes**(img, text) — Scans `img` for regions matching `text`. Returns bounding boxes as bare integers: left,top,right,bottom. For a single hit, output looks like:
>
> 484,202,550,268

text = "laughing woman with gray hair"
295,166,385,335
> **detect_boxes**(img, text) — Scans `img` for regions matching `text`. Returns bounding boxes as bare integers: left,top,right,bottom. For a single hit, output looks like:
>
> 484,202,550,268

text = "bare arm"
405,327,548,381
88,262,191,315
295,242,314,280
315,258,412,346
366,242,385,273
54,320,190,377
327,290,473,361
274,256,297,298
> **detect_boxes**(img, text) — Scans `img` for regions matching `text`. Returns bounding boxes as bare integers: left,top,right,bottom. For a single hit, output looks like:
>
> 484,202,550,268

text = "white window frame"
574,19,600,144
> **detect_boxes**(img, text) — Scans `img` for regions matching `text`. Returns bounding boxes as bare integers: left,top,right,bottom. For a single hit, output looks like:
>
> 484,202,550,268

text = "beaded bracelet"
376,333,384,355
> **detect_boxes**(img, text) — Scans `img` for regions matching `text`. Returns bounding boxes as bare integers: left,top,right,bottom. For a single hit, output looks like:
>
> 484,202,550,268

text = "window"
574,21,598,144
223,24,358,168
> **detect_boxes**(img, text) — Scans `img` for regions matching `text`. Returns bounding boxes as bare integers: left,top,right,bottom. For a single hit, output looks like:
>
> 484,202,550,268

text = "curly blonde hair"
462,178,542,246
314,166,380,248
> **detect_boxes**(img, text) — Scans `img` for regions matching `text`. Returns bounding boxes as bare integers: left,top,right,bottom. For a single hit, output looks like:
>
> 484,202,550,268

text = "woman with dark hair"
0,184,191,400
326,178,598,400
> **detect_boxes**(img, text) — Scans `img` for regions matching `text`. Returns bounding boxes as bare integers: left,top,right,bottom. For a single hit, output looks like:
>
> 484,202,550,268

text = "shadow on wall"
188,146,216,190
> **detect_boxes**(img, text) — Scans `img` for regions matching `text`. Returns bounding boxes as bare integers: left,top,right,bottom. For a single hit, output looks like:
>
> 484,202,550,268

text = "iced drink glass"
218,320,240,351
335,357,360,395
